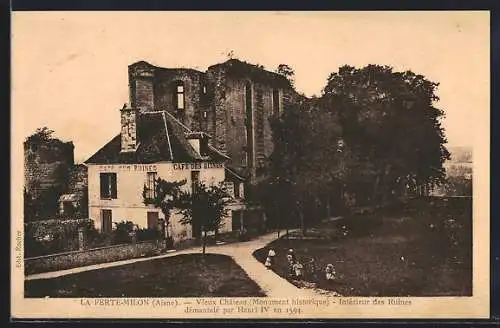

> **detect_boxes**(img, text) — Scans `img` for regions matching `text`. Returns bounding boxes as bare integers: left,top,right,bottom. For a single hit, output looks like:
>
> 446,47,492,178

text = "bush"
85,227,113,249
165,236,174,249
24,218,94,257
136,228,161,242
334,214,383,238
113,221,135,244
237,229,251,241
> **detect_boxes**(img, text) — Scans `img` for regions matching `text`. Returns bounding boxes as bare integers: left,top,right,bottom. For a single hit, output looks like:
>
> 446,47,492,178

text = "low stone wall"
25,241,158,275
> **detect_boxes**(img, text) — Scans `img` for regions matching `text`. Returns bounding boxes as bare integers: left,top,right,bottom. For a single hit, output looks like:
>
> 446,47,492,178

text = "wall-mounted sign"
173,162,224,170
97,163,222,172
98,164,158,172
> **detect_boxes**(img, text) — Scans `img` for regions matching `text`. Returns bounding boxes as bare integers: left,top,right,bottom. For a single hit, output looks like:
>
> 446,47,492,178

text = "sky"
12,11,490,163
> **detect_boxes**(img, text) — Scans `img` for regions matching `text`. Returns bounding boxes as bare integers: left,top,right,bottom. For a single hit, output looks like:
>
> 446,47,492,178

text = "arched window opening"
175,82,185,110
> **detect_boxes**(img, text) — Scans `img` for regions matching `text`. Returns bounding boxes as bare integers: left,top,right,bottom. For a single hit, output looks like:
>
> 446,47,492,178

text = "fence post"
77,227,85,251
129,230,137,245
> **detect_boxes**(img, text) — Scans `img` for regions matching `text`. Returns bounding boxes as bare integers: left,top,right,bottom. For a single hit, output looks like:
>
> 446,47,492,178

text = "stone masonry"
127,59,301,184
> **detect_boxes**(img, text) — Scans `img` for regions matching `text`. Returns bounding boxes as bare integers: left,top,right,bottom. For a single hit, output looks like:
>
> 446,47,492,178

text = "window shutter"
111,173,117,198
100,173,107,198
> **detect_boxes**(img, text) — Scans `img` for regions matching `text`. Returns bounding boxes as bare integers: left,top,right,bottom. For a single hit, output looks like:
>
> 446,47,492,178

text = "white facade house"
85,108,245,243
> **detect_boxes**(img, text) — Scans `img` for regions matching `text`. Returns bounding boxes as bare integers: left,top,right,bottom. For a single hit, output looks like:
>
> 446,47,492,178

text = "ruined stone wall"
205,66,229,156
68,165,88,192
206,68,296,182
68,164,89,217
129,63,155,112
153,69,208,131
253,82,276,167
24,141,75,197
127,60,302,185
206,67,251,178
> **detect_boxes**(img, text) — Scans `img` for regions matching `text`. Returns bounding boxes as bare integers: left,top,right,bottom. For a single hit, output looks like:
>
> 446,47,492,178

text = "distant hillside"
431,145,473,197
446,146,472,163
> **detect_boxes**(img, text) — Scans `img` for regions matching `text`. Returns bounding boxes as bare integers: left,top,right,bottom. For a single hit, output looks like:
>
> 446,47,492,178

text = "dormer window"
175,82,185,110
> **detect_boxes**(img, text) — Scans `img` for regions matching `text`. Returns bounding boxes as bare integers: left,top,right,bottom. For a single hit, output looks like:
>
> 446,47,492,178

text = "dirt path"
25,230,325,297
206,231,317,297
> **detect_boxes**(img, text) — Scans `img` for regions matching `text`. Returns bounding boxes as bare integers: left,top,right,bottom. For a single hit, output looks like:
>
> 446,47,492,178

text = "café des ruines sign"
98,163,223,172
173,162,224,170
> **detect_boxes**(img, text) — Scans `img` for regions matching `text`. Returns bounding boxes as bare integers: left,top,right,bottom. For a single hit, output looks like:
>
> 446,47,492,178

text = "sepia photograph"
11,11,490,319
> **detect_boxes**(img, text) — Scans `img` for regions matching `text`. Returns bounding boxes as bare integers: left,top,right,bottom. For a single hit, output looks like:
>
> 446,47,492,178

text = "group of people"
264,247,338,282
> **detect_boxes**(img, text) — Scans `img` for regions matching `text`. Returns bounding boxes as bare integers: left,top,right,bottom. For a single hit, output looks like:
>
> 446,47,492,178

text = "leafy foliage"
24,218,94,257
266,99,346,232
25,127,55,146
176,181,232,254
177,182,231,232
321,64,450,202
24,185,64,221
266,64,450,233
136,228,162,242
276,64,296,87
143,178,187,238
113,221,135,244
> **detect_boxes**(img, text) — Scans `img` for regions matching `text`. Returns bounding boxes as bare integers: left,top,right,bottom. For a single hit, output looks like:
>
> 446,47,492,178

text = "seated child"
293,261,304,280
286,254,295,276
265,256,272,269
267,248,276,266
325,263,336,281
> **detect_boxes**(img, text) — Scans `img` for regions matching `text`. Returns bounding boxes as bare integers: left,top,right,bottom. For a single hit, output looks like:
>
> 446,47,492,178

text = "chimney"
120,104,138,152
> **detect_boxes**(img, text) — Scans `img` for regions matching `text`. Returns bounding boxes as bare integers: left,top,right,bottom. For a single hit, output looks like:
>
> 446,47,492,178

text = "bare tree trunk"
300,208,306,236
326,194,331,219
372,175,381,205
202,230,207,255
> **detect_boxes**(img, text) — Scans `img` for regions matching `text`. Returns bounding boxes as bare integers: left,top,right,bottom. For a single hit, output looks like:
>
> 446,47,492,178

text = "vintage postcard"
11,11,490,319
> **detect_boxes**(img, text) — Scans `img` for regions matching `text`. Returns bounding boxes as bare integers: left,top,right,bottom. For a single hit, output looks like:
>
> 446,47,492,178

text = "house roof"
85,110,229,165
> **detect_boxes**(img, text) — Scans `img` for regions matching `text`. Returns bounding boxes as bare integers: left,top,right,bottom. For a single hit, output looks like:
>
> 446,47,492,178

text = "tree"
143,178,187,241
25,127,55,145
24,188,37,221
321,64,450,204
276,64,295,87
267,99,345,235
176,181,231,254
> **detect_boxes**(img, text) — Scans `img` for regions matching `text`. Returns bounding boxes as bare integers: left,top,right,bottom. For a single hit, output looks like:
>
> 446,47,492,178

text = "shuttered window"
145,172,157,199
100,173,117,199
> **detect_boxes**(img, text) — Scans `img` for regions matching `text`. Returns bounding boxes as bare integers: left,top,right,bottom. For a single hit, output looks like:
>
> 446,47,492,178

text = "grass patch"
25,254,266,297
254,197,472,297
